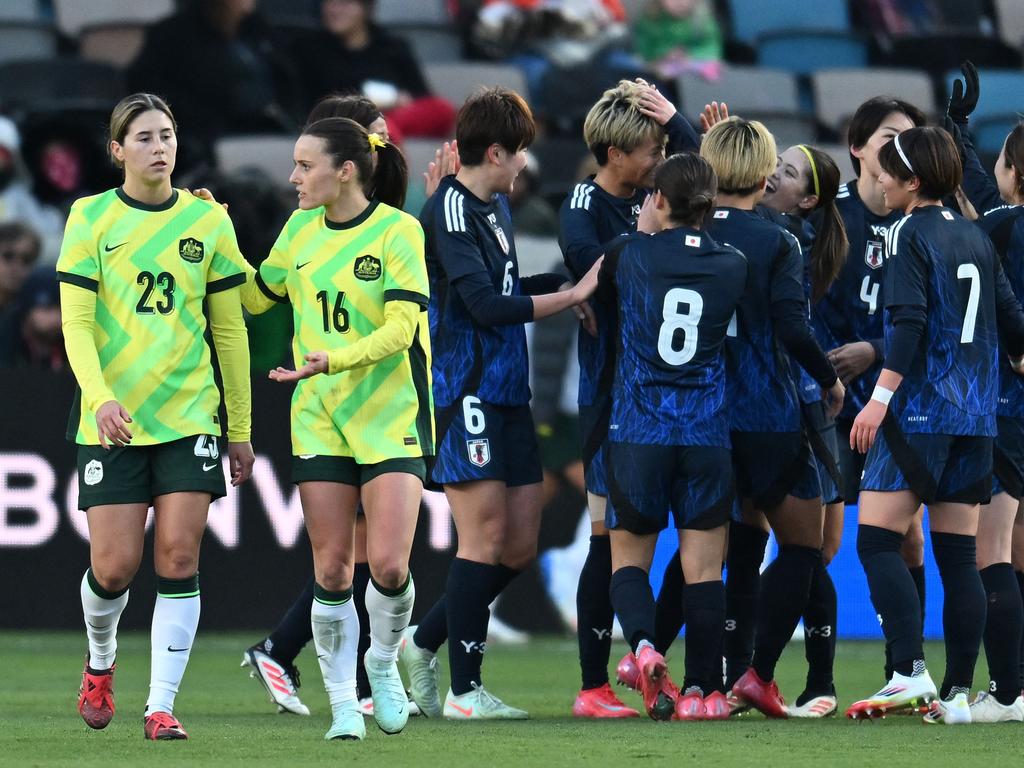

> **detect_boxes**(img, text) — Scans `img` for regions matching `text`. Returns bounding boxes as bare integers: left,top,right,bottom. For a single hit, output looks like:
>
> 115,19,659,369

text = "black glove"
942,114,967,164
946,60,979,125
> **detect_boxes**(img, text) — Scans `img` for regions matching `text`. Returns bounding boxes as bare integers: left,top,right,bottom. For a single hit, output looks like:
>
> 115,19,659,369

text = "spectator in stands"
0,221,41,367
852,0,941,38
292,0,456,142
10,268,65,370
128,0,302,173
0,117,65,264
631,0,722,81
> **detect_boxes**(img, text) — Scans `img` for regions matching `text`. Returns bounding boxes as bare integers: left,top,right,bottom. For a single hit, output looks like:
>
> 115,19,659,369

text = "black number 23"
136,271,175,314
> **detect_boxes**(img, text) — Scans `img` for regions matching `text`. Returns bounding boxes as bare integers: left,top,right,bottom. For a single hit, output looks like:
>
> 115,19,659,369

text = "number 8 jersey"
56,188,248,445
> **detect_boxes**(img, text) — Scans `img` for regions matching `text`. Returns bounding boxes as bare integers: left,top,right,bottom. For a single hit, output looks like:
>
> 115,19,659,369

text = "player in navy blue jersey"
399,88,601,721
845,127,1024,724
600,152,746,721
557,78,699,719
699,118,844,719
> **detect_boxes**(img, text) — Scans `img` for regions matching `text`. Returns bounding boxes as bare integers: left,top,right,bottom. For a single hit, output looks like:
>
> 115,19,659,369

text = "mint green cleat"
443,683,529,720
399,627,443,718
324,702,365,741
364,653,409,734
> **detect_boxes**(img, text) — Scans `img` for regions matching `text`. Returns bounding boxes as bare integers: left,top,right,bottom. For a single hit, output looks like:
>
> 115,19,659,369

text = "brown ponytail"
802,146,848,303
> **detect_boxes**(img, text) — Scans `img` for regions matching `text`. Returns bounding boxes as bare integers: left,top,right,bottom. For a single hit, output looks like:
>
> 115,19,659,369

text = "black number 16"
316,290,349,333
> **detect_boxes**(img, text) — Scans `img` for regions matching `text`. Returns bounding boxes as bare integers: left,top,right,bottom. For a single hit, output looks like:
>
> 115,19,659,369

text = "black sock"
266,577,314,666
932,532,985,698
682,580,725,695
352,562,372,700
446,558,502,696
724,523,768,687
654,551,686,655
980,563,1023,705
414,564,518,654
752,545,820,682
577,535,613,690
909,564,926,624
1017,570,1024,690
858,524,924,677
609,566,656,652
800,558,837,698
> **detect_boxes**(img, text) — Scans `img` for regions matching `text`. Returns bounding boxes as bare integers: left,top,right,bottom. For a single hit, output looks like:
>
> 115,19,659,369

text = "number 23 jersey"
56,188,247,445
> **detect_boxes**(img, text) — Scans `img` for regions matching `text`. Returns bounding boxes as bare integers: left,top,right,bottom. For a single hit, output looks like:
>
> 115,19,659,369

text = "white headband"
894,134,914,173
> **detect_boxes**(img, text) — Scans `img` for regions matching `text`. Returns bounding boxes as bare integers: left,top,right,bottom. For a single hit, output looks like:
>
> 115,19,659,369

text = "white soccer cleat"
443,683,529,720
324,701,365,741
845,670,937,720
364,653,409,734
358,696,374,716
787,694,838,718
241,644,310,716
922,692,972,724
967,691,1024,723
399,628,443,718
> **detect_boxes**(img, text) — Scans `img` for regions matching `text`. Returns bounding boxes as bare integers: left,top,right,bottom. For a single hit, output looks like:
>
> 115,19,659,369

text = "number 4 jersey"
56,188,248,445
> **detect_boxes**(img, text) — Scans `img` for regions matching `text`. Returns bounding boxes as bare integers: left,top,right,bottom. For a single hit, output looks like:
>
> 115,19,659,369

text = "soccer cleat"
967,691,1024,723
78,659,116,729
726,691,751,716
674,688,706,721
845,670,937,720
731,667,788,719
922,692,972,725
703,690,731,720
358,696,374,716
636,645,677,721
616,651,641,691
364,652,409,734
788,692,838,718
443,683,529,720
324,701,366,741
399,628,442,718
240,643,310,716
143,711,188,740
572,683,640,718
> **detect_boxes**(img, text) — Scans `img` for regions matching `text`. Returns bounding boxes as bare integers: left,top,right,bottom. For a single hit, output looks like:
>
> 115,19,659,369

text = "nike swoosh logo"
391,626,409,633
202,463,217,471
167,646,189,653
447,701,473,717
104,242,127,252
296,261,311,270
597,701,628,711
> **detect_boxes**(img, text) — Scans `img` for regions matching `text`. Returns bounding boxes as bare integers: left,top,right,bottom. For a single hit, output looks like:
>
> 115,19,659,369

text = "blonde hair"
583,80,665,166
699,117,776,194
108,93,177,169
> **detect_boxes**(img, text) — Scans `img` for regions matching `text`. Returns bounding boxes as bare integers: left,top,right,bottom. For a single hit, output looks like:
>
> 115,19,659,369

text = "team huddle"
59,60,1024,742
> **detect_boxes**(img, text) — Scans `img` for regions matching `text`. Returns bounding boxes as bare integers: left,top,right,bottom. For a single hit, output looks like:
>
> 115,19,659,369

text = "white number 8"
463,396,486,435
657,288,702,365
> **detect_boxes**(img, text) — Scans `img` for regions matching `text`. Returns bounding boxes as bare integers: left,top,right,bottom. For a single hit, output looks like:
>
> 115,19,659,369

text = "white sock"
80,569,129,670
366,574,415,663
312,585,359,713
146,574,201,715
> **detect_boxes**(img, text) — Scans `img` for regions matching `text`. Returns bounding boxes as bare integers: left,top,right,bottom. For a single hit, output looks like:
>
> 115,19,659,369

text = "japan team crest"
864,240,884,270
179,237,204,263
487,213,510,254
466,438,491,467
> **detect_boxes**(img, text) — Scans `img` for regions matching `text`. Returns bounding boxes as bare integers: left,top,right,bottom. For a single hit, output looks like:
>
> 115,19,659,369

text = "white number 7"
957,263,980,344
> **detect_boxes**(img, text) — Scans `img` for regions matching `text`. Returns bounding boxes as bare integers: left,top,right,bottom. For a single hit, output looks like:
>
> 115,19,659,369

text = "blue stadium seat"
757,31,868,76
0,21,56,65
677,65,799,122
972,115,1022,158
727,0,850,44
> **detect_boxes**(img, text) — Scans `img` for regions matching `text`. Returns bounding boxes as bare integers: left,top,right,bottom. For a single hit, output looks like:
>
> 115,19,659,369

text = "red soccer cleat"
144,711,189,740
572,683,640,718
616,651,641,691
78,660,115,730
636,645,677,721
674,689,706,721
731,667,788,719
703,690,731,720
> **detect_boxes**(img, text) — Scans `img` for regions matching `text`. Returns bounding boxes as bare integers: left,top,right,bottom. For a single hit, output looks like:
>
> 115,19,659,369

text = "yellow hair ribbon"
367,132,386,152
796,144,820,199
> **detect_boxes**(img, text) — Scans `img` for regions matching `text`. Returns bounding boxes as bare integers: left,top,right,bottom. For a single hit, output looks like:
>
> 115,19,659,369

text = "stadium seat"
745,112,818,147
400,138,446,183
884,34,1022,73
947,68,1024,122
931,0,987,33
677,65,798,123
53,0,173,36
756,31,868,76
0,58,125,117
78,23,147,69
727,0,850,44
391,25,463,65
515,235,562,275
531,136,590,203
812,69,936,134
994,0,1024,48
0,21,56,65
376,0,448,26
0,0,39,22
814,143,857,184
214,135,296,183
971,114,1021,158
424,63,528,107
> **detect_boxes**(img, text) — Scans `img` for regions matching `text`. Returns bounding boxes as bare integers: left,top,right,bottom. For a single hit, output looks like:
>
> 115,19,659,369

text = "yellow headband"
367,133,386,152
796,144,820,199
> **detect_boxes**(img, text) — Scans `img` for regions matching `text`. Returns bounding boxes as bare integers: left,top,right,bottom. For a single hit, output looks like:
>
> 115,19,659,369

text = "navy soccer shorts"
993,416,1024,499
731,431,821,511
802,401,843,505
579,400,610,496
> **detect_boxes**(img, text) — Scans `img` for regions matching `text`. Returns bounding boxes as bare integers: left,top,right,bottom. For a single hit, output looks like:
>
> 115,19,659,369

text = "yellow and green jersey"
57,188,248,445
254,200,434,462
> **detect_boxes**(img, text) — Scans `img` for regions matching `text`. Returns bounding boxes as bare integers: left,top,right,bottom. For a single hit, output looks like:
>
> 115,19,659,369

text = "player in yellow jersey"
242,116,431,741
58,94,254,741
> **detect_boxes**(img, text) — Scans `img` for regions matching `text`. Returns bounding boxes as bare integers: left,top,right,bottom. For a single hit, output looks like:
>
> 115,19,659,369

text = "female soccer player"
603,151,747,721
400,88,601,720
244,116,430,741
846,126,1024,724
699,117,844,718
60,93,254,741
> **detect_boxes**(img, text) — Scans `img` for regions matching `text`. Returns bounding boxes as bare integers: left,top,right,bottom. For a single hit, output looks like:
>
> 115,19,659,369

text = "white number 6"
463,396,486,435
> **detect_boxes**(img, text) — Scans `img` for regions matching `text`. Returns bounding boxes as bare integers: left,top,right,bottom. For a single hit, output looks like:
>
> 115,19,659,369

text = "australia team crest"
179,237,204,263
354,254,382,281
466,438,491,467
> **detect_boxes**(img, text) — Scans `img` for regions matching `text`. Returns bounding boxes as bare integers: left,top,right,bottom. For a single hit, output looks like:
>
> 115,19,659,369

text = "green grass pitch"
3,632,1020,767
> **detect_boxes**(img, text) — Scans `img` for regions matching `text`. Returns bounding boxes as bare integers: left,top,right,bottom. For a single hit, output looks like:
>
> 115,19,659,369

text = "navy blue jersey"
422,176,529,407
599,227,747,446
976,204,1024,419
706,207,805,432
813,181,902,418
558,178,644,406
884,206,1020,436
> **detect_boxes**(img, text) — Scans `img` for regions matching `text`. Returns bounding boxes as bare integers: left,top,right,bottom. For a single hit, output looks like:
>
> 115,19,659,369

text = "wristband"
871,385,894,406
